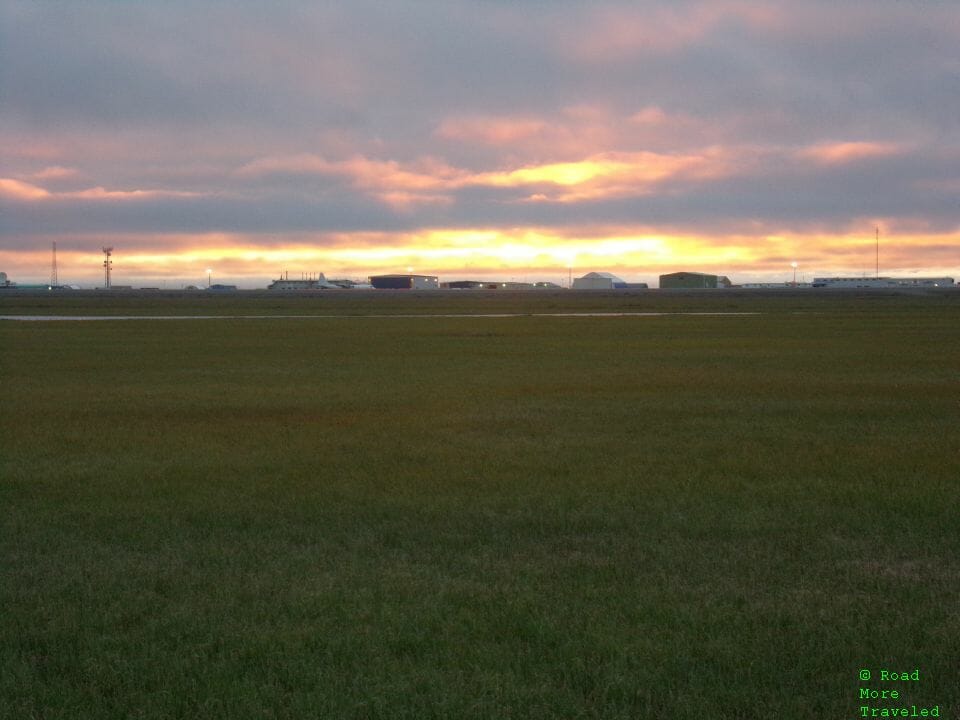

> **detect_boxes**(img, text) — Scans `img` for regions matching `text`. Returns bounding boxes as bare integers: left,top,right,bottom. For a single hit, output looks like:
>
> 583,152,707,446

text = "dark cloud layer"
2,0,958,281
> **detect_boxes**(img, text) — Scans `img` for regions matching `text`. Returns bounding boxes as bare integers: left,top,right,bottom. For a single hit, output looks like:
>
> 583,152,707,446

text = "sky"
1,0,958,288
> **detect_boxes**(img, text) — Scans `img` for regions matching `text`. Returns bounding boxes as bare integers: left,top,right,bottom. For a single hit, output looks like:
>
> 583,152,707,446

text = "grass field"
2,291,959,719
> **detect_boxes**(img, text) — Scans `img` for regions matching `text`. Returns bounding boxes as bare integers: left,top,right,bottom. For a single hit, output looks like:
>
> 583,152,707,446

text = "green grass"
2,293,959,718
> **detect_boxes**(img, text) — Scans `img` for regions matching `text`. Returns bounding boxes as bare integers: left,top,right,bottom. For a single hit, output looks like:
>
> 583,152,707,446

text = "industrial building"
811,277,955,288
573,272,626,289
442,280,562,290
442,280,486,289
659,272,731,289
572,272,647,290
268,273,339,290
741,282,813,289
326,278,372,289
488,281,535,290
369,274,439,290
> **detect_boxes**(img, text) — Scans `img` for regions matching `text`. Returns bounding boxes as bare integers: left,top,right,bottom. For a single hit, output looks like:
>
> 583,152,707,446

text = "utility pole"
875,226,880,278
51,241,59,287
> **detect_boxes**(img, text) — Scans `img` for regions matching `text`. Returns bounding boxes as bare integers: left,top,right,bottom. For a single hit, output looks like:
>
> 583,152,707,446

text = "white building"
573,272,628,290
267,274,340,290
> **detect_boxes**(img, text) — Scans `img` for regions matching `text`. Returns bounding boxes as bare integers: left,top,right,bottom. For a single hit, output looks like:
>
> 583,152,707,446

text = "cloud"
799,141,905,165
434,116,547,146
0,177,201,202
469,149,734,203
629,107,670,125
234,146,740,209
2,1,959,284
0,178,50,200
31,166,78,180
562,1,780,61
237,153,467,208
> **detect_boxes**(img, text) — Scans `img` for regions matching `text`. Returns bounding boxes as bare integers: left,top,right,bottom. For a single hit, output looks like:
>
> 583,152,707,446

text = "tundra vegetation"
2,290,958,719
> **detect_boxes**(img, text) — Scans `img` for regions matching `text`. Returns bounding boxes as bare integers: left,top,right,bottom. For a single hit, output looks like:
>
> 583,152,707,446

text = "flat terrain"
2,290,959,719
2,285,959,316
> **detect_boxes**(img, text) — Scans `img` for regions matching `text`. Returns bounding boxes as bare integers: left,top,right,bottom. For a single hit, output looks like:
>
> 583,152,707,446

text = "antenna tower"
102,247,113,289
51,241,59,287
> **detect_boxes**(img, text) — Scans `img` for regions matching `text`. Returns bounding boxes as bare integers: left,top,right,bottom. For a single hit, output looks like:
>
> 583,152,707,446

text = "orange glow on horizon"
3,227,956,286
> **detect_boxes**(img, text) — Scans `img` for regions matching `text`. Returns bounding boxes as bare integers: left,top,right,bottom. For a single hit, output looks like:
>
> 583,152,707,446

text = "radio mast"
102,247,113,289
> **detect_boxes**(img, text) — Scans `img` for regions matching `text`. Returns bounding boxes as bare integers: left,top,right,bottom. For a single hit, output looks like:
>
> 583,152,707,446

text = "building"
741,282,812,289
268,273,339,290
483,281,536,290
659,272,731,289
369,274,439,290
573,271,626,289
811,277,955,288
572,272,648,290
442,280,486,289
326,278,371,289
442,280,562,290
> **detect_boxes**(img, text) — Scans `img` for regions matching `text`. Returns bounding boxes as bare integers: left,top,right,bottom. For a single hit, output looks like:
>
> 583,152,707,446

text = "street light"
791,262,798,286
206,268,212,288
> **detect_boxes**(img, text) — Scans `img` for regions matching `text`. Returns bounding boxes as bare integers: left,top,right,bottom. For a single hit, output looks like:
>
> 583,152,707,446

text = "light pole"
791,262,798,286
875,226,880,278
206,269,212,288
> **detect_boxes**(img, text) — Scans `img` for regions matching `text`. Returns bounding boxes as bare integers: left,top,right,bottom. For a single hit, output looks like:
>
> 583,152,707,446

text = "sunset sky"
2,1,958,287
